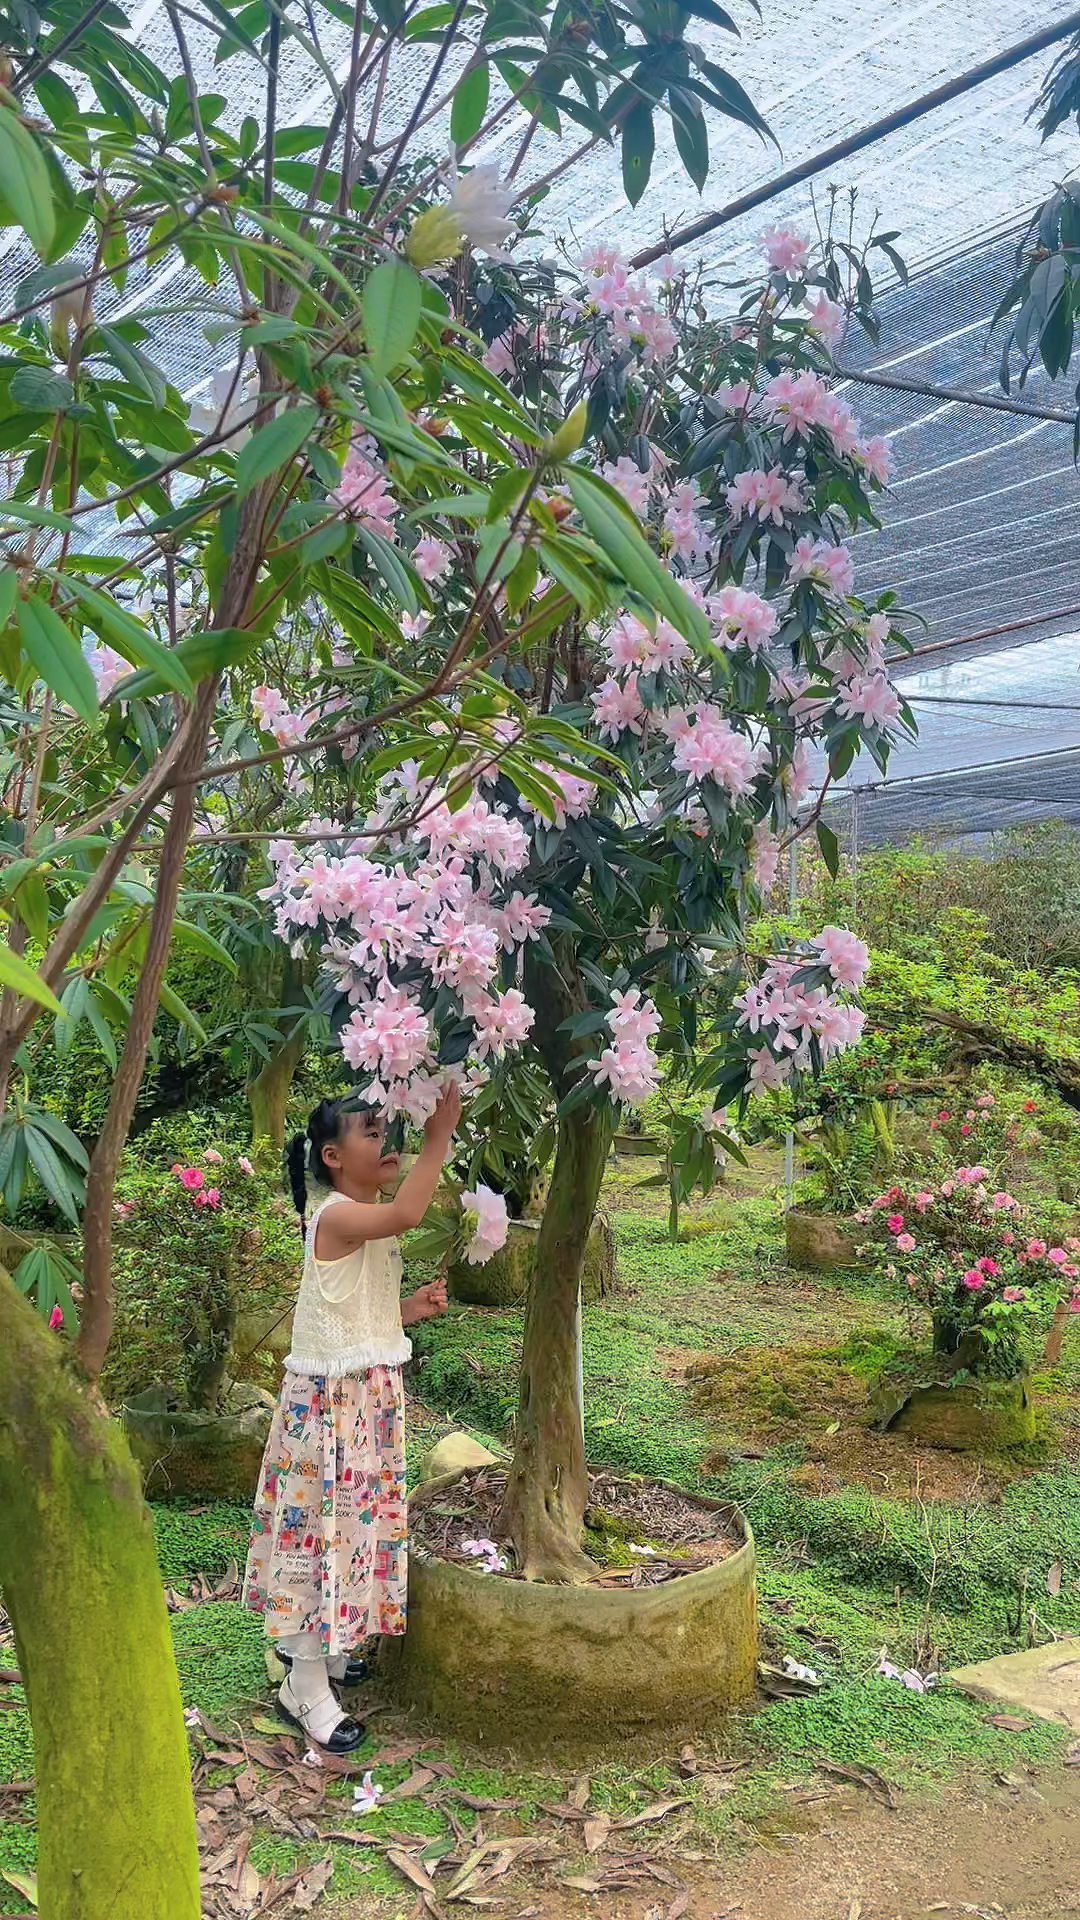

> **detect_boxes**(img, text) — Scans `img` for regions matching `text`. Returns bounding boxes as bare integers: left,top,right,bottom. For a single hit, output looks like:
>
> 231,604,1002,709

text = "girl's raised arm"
315,1082,461,1257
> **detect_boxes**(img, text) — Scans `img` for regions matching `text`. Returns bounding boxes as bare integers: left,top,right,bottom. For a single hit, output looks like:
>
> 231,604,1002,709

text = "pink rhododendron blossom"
751,821,780,890
591,672,646,741
87,644,128,701
787,536,855,596
896,1233,916,1253
663,482,707,561
203,1148,223,1165
341,983,433,1083
602,456,651,515
805,291,845,347
336,440,398,534
1048,1246,1069,1266
759,224,810,275
856,435,894,486
670,706,762,795
962,1270,985,1290
726,466,804,526
49,1304,64,1329
710,585,779,652
413,537,451,583
813,927,869,990
1027,1240,1047,1258
238,1156,255,1175
761,369,831,440
472,988,535,1060
589,988,661,1105
914,1191,934,1212
177,1167,204,1191
835,671,901,730
1002,1287,1027,1304
886,1213,904,1234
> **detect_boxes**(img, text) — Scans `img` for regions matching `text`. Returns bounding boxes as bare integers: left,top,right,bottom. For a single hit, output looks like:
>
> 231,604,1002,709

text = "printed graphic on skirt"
244,1365,407,1655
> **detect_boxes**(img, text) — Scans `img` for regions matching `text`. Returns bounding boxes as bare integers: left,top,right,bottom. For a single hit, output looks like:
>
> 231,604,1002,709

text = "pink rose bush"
858,1172,1073,1375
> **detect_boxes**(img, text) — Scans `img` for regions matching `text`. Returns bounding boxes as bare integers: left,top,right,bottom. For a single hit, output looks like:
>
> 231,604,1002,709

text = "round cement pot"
231,1302,295,1379
883,1374,1036,1452
785,1208,860,1271
448,1212,616,1309
389,1495,756,1758
121,1383,275,1500
612,1134,662,1158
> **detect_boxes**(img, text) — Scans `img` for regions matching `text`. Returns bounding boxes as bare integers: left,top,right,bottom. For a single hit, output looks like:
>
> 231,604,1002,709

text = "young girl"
243,1080,460,1753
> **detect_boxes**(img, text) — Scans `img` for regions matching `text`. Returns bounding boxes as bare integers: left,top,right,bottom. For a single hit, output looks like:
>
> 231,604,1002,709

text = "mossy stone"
388,1495,756,1758
885,1374,1037,1452
121,1383,274,1499
785,1209,861,1270
448,1212,616,1309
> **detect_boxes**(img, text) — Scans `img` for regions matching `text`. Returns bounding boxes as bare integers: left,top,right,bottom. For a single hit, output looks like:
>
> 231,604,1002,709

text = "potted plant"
857,1168,1076,1448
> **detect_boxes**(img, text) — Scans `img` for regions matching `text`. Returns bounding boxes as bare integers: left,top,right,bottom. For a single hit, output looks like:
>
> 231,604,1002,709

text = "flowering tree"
0,0,790,1907
265,215,915,1577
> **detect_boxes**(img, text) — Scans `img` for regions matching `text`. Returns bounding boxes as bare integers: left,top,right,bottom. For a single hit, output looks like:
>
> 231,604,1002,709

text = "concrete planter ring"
388,1480,757,1758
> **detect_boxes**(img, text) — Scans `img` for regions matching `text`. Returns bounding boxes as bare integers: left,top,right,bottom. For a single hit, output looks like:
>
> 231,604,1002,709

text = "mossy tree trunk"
0,1272,200,1919
499,942,612,1582
247,952,309,1160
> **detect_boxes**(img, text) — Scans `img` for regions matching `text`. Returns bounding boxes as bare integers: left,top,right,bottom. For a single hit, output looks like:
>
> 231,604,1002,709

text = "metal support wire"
833,363,1079,427
632,10,1080,269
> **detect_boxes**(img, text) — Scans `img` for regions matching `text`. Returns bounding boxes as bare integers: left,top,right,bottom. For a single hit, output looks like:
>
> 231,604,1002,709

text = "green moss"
170,1601,267,1718
152,1500,250,1584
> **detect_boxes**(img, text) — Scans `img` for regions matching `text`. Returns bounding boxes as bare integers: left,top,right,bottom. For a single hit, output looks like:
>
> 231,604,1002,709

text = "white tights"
277,1633,352,1743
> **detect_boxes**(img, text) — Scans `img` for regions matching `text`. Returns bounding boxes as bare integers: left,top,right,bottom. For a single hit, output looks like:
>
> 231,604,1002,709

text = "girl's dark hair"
285,1098,344,1228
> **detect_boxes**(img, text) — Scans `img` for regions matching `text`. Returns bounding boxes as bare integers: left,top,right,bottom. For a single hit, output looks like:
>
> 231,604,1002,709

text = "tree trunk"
498,942,612,1582
1044,1297,1071,1367
0,1271,200,1919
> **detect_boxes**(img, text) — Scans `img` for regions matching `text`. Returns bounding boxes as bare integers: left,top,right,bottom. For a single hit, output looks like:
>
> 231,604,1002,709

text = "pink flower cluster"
602,613,690,677
335,436,398,535
575,246,679,366
252,685,311,748
590,987,661,1105
708,585,779,653
726,466,805,526
667,704,763,796
172,1165,220,1208
735,947,867,1092
787,536,855,597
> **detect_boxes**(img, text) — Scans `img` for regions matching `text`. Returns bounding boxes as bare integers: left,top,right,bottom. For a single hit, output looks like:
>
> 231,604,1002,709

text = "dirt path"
497,1769,1080,1920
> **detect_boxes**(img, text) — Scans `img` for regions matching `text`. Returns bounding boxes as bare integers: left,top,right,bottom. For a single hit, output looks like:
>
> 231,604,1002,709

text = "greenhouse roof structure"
3,2,1080,842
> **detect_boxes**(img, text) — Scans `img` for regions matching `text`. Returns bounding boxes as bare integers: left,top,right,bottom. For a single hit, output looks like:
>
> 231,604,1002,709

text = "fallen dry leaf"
583,1816,612,1855
614,1798,691,1832
817,1761,895,1810
983,1713,1033,1732
666,1891,690,1920
677,1745,697,1779
1047,1560,1063,1597
385,1848,439,1896
382,1766,438,1802
291,1854,333,1912
570,1774,591,1810
1065,1740,1080,1766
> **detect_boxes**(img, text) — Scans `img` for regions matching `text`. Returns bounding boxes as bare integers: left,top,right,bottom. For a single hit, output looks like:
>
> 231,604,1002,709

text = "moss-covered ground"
4,1145,1080,1913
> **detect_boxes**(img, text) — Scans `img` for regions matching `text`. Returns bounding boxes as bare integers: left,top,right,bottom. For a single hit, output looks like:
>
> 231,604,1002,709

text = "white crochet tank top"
285,1192,412,1378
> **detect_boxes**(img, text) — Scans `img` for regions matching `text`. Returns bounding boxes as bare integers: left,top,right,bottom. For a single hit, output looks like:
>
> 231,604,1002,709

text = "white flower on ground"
353,1771,383,1813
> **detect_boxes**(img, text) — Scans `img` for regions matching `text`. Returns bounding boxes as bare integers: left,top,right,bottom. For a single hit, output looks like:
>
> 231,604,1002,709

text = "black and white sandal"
276,1676,366,1754
277,1649,370,1689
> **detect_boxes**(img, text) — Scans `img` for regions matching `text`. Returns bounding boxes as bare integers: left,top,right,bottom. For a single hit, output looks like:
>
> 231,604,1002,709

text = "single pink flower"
886,1213,904,1234
962,1270,985,1290
1002,1287,1026,1304
203,1148,223,1165
976,1258,999,1277
48,1304,64,1330
177,1166,204,1191
960,1124,972,1137
238,1156,255,1175
896,1233,916,1253
937,1110,951,1122
1048,1247,1068,1267
914,1191,933,1212
1000,1230,1015,1246
205,1188,220,1208
1027,1240,1047,1258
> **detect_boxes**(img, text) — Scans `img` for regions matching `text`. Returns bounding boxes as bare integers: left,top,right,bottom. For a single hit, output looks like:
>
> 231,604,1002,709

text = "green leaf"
0,501,79,534
450,63,491,145
565,471,709,650
235,401,319,501
11,869,49,946
112,624,263,701
9,364,74,412
54,576,194,696
0,942,61,1014
158,980,208,1047
669,89,709,193
693,58,777,148
172,918,238,977
94,325,166,407
29,1109,90,1173
15,594,98,724
621,100,655,207
354,526,422,614
24,1124,83,1223
816,819,840,878
1,1867,37,1907
362,259,424,379
0,103,55,257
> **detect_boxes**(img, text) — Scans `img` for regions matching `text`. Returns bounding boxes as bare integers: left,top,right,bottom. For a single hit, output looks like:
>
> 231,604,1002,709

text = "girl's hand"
405,1275,449,1324
424,1080,461,1146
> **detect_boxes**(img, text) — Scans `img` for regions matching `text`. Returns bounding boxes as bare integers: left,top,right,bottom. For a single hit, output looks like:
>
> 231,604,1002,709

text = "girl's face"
320,1111,399,1195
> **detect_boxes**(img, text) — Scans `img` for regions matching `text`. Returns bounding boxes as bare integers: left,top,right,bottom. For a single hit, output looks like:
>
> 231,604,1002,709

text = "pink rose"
206,1188,220,1208
937,1110,950,1122
238,1156,255,1175
914,1191,934,1212
1027,1240,1047,1258
940,1181,954,1198
976,1258,999,1277
886,1214,904,1234
896,1233,916,1253
1048,1247,1068,1267
1000,1230,1015,1246
962,1270,984,1290
177,1167,204,1191
1002,1287,1026,1304
960,1124,972,1137
203,1148,223,1165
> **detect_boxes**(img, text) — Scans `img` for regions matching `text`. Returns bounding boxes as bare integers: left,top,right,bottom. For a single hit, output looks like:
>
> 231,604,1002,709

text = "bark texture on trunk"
499,942,612,1582
247,955,308,1157
0,1272,200,1919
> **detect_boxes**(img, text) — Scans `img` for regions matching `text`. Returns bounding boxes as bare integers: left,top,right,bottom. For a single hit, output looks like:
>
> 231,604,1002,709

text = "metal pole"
574,1284,585,1446
784,836,797,1214
631,10,1080,269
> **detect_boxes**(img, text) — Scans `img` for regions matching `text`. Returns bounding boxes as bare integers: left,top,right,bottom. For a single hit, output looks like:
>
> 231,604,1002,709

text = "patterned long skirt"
243,1365,407,1657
